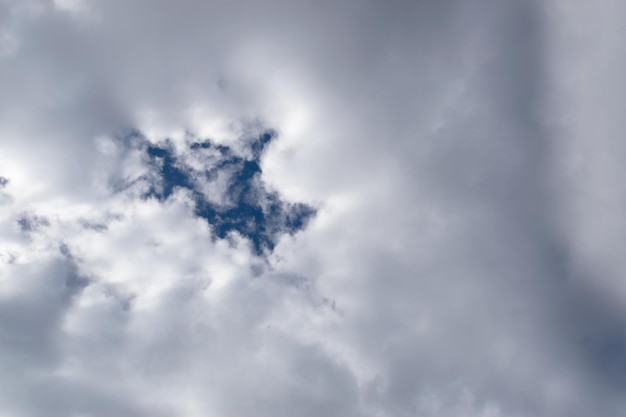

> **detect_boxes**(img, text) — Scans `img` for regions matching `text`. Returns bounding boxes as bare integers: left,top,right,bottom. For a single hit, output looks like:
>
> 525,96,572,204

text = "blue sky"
1,1,626,416
142,129,315,254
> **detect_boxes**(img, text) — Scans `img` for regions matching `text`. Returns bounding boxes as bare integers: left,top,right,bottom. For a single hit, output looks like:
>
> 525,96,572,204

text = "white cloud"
1,0,626,416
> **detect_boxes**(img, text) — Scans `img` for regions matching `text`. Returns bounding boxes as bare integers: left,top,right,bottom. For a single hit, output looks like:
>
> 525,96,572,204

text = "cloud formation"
1,0,626,416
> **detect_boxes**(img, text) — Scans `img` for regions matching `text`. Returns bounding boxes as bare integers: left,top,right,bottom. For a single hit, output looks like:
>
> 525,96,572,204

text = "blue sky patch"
141,130,315,255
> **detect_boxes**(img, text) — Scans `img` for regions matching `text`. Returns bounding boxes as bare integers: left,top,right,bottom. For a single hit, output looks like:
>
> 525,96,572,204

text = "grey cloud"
1,0,626,416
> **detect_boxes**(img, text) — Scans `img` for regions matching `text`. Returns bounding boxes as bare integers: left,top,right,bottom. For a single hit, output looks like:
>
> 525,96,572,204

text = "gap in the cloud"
17,212,50,233
120,128,315,256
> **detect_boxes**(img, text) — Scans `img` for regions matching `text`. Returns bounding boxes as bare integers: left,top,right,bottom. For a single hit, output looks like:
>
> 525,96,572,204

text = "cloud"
1,0,626,416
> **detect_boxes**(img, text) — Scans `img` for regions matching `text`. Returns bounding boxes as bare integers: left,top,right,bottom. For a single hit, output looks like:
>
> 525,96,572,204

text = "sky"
1,0,626,416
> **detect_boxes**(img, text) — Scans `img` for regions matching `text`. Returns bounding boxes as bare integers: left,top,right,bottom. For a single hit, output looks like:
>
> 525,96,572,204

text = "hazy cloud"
1,0,626,416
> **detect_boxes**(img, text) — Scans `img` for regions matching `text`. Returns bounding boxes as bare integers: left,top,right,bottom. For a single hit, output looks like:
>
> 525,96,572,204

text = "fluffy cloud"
1,0,626,416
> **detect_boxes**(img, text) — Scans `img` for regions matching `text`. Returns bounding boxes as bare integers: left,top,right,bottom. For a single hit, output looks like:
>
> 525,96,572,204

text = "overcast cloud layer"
1,0,626,416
